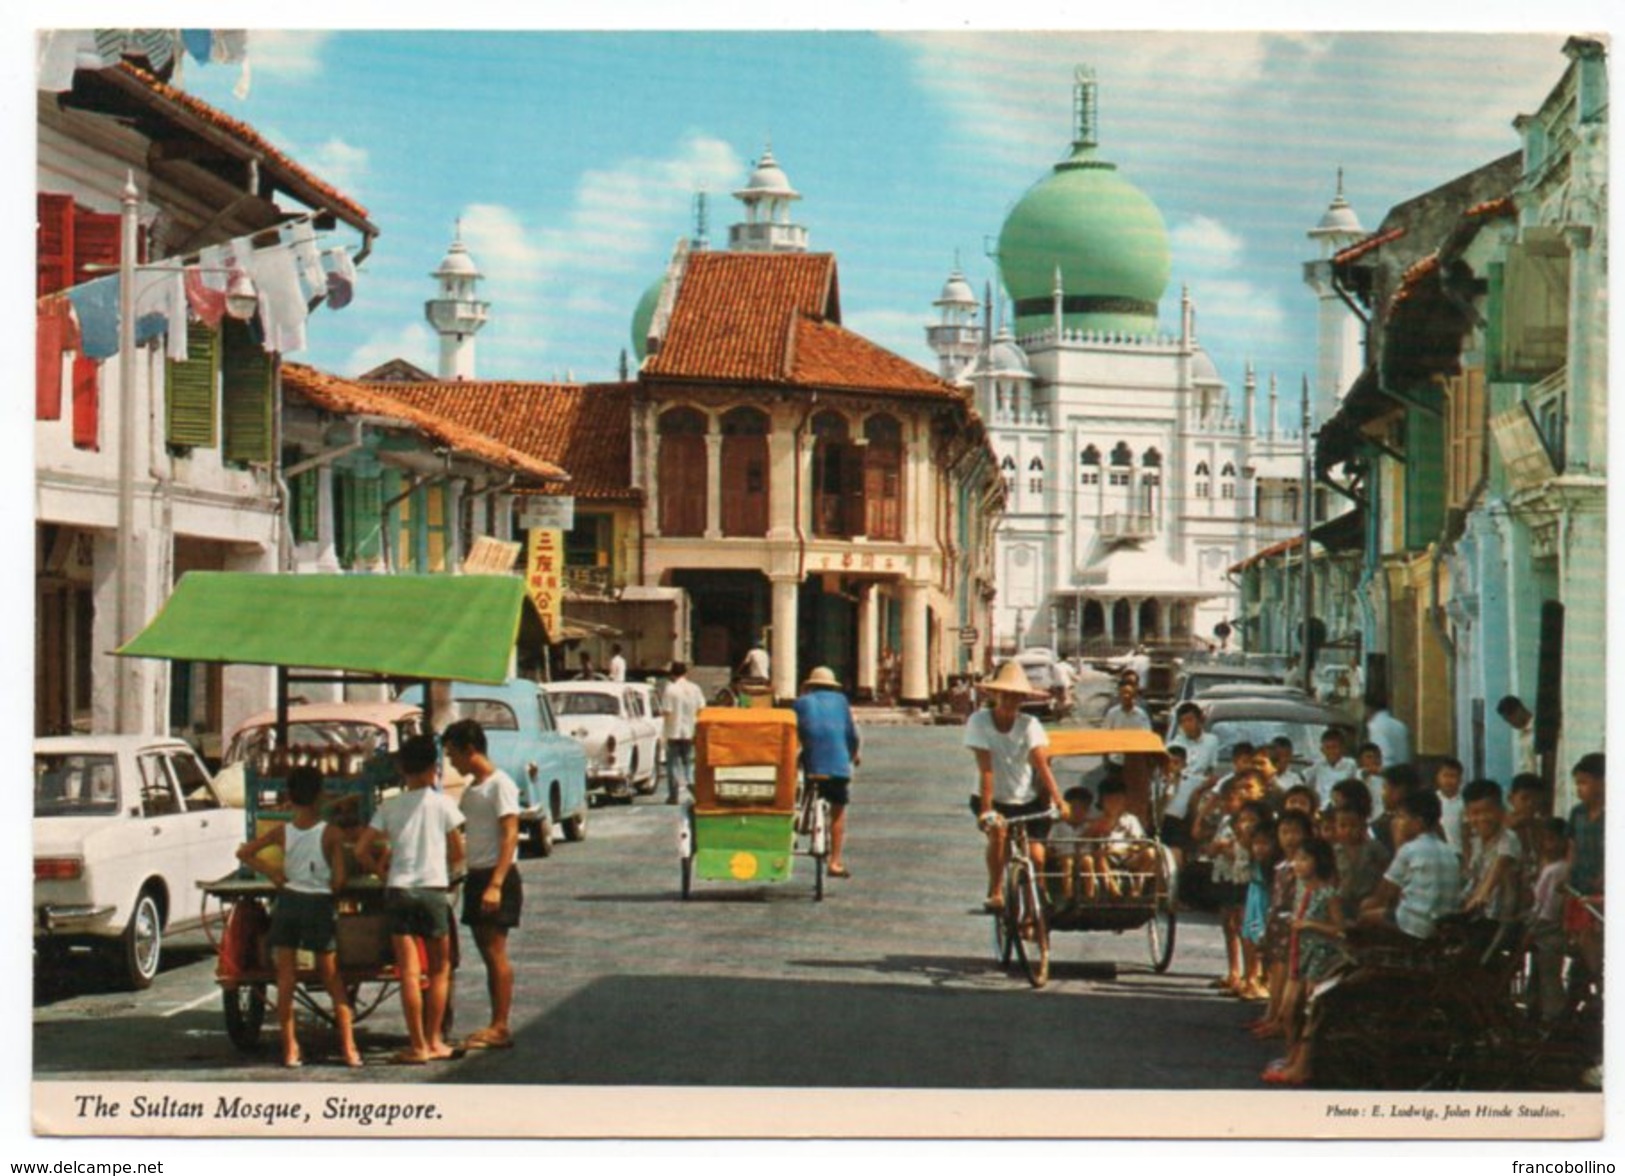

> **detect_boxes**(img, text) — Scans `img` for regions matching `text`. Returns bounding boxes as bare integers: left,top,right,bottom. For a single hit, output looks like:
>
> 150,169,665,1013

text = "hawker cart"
678,707,828,900
116,572,532,1050
990,728,1178,988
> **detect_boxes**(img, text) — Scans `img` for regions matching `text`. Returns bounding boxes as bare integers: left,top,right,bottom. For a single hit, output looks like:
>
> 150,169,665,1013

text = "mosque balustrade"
1098,511,1156,542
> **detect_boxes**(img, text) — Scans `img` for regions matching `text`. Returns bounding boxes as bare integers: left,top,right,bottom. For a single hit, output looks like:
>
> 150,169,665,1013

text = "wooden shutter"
658,434,706,536
71,355,99,450
165,321,218,448
37,194,75,297
221,319,273,463
425,483,448,572
355,474,383,563
71,206,121,288
843,443,866,537
720,433,768,537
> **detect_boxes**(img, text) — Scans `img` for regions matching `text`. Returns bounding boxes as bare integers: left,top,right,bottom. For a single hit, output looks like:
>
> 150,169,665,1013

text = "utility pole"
1300,375,1315,687
115,173,140,734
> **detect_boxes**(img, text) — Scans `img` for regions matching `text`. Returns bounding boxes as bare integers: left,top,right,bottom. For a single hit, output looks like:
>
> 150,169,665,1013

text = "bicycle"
983,809,1055,989
794,774,832,901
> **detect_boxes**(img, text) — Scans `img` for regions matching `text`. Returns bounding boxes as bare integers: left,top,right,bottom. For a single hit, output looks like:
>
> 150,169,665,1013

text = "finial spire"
1072,65,1098,151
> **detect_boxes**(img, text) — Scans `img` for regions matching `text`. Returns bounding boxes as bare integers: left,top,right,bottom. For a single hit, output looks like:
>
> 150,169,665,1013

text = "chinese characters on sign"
525,528,563,639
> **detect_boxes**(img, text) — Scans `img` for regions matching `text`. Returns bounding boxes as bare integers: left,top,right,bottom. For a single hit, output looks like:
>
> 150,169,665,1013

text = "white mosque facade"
929,68,1349,658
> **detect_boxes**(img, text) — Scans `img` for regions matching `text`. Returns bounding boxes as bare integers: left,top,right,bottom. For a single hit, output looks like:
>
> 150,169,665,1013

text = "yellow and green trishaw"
677,707,829,901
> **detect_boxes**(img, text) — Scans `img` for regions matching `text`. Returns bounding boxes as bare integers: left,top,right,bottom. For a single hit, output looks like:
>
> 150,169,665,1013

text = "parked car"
1196,696,1350,770
34,735,240,989
540,680,664,803
216,700,428,807
998,649,1073,722
1172,663,1285,709
397,680,590,856
1191,683,1310,703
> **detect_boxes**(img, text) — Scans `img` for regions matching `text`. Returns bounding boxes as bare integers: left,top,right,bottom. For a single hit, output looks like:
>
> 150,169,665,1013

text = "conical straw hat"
980,660,1048,699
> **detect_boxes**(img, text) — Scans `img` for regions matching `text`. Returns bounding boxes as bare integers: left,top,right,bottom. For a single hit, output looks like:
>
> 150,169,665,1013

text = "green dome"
998,146,1170,336
631,274,666,360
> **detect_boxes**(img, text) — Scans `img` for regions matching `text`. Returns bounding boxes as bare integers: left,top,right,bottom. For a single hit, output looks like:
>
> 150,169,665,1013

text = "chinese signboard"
461,536,522,575
518,495,575,532
525,528,563,640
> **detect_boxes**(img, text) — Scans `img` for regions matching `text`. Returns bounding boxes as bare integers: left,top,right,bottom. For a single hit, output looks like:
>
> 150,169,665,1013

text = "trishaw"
990,728,1177,988
117,572,535,1051
678,707,828,901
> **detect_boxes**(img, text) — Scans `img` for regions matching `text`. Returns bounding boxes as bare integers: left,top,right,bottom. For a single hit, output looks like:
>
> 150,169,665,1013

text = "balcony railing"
563,565,614,598
1098,511,1156,542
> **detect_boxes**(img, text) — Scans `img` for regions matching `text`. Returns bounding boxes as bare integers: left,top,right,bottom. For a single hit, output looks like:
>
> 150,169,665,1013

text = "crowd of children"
1137,717,1606,1089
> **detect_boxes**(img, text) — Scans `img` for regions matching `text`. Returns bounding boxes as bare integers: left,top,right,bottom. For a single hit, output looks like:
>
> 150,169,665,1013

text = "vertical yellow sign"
525,529,563,641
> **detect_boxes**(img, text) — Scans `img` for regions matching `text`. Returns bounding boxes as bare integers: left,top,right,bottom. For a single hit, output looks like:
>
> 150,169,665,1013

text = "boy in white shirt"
356,735,465,1065
1304,727,1358,809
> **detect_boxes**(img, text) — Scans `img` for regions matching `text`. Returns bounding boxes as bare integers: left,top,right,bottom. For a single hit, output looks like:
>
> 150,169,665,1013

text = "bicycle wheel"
1009,862,1050,989
1146,847,1178,973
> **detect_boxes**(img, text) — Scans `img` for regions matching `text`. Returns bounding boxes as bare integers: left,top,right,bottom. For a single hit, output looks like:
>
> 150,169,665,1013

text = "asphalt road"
34,716,1279,1089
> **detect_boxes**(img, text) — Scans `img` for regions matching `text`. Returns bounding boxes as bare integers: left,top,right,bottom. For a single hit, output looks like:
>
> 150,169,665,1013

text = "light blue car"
399,680,589,857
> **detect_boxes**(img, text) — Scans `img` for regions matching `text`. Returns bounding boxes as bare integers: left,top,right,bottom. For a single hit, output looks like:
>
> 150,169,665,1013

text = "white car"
34,735,240,989
540,680,662,803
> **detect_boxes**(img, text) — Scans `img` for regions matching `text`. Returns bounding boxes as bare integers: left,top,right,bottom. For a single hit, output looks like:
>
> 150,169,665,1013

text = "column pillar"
901,580,930,706
315,465,340,571
704,431,722,540
1158,598,1172,643
770,574,800,703
1104,597,1116,646
1130,597,1142,644
856,582,879,700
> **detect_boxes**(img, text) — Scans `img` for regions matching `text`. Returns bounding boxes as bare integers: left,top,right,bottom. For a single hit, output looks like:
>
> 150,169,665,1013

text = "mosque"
925,67,1358,658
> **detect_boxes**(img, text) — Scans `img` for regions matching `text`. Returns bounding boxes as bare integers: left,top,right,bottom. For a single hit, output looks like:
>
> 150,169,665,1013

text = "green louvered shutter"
166,322,218,448
355,474,384,563
221,319,274,464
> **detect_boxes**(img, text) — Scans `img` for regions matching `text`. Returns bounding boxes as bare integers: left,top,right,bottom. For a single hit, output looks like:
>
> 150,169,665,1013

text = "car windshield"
225,720,395,766
548,692,621,717
1017,663,1056,689
1206,719,1325,768
35,753,121,817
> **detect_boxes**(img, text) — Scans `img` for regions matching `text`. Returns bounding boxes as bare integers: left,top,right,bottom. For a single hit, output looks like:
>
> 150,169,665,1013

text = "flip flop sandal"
391,1051,430,1066
464,1033,515,1050
828,865,851,878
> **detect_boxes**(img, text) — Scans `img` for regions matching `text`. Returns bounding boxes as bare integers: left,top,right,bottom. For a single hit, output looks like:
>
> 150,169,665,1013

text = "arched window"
1142,447,1162,468
863,413,904,541
1221,461,1237,478
1001,455,1017,470
720,406,770,537
1080,445,1100,466
1027,456,1044,471
1110,441,1133,467
657,407,708,536
812,410,860,538
1195,461,1211,477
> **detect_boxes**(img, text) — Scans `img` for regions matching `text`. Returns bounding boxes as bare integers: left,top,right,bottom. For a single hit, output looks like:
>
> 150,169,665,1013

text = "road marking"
161,988,220,1018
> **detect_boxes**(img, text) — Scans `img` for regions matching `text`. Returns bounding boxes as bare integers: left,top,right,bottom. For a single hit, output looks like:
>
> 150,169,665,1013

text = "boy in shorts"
443,718,521,1051
356,734,465,1064
236,765,360,1069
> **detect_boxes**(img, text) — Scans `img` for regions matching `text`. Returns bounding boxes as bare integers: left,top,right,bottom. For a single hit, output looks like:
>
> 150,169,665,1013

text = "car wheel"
563,807,588,842
529,817,554,859
121,889,163,990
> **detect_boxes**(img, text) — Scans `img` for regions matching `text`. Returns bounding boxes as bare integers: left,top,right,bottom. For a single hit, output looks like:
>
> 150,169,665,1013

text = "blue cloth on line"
182,31,213,62
67,276,120,360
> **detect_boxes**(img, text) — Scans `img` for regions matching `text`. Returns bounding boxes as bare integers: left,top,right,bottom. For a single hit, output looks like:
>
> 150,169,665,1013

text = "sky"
156,28,1586,421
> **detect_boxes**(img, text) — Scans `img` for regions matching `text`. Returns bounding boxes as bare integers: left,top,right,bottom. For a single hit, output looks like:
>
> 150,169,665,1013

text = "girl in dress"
1264,837,1345,1086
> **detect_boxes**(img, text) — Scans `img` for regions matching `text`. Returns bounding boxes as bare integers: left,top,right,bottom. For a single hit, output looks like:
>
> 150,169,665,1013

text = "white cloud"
462,134,743,371
1170,215,1244,272
305,138,369,195
343,322,436,379
244,31,331,79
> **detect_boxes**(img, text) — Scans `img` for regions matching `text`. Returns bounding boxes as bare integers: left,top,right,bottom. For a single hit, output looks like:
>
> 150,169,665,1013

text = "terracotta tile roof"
1390,252,1440,307
376,379,635,502
1227,534,1303,575
789,314,965,400
643,250,961,401
1333,227,1406,266
644,252,837,383
108,63,374,231
281,364,568,484
1466,196,1516,219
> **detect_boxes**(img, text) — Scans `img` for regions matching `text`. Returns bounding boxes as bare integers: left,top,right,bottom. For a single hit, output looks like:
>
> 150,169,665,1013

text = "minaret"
926,259,983,383
728,142,808,253
1303,169,1365,425
425,224,490,380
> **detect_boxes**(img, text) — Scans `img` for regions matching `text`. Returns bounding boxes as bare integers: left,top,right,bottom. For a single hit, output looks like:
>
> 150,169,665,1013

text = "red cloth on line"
71,354,99,450
185,266,226,328
36,296,79,420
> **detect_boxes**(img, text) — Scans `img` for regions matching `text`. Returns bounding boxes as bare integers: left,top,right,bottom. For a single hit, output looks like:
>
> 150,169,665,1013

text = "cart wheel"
680,856,692,901
223,984,267,1051
813,853,824,902
1009,863,1050,989
1147,848,1178,973
993,903,1015,967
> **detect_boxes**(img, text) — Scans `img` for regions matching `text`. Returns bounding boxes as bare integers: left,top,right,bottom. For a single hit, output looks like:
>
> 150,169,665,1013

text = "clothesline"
37,30,252,97
39,221,359,363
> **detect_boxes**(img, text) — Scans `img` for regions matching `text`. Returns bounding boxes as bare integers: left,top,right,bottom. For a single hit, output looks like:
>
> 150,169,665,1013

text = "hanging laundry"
197,244,232,292
283,221,326,304
35,30,98,92
181,30,213,63
67,275,120,361
92,30,133,67
131,265,189,361
321,247,357,310
184,267,226,328
36,296,80,420
240,242,307,354
210,31,249,63
131,30,175,72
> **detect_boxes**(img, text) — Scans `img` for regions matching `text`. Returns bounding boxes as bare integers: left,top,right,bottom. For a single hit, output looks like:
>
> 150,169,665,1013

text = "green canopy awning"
116,572,527,684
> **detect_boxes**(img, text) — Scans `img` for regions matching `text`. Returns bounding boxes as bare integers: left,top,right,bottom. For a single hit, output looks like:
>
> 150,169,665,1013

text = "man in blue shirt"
792,666,861,878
